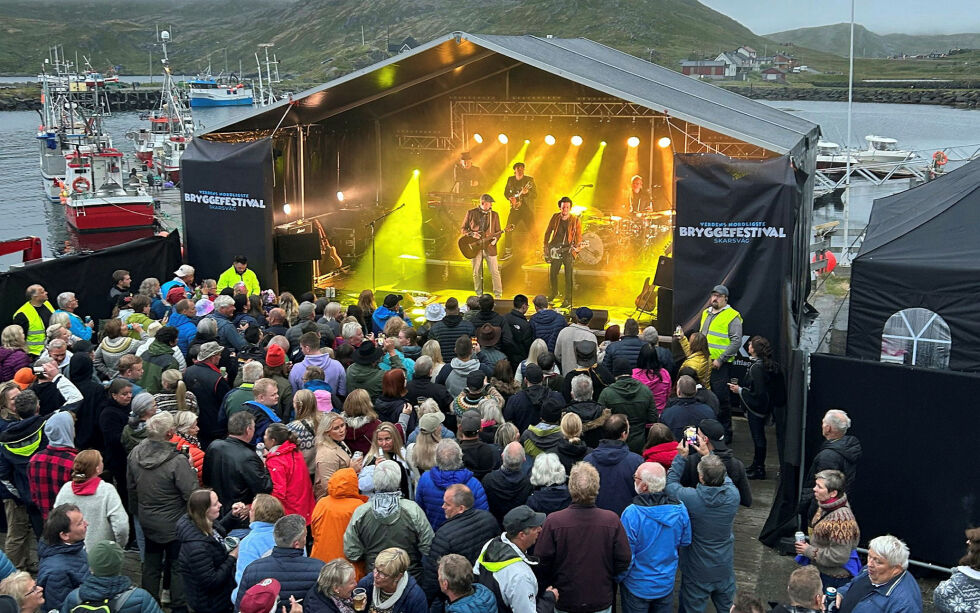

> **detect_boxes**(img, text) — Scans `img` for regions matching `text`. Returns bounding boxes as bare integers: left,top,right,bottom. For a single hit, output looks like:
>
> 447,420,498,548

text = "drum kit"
580,209,674,266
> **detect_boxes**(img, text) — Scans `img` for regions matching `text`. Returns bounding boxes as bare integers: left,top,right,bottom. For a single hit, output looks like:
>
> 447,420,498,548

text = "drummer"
627,175,652,214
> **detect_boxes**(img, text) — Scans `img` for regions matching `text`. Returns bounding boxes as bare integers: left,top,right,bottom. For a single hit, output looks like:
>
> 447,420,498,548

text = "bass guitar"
458,224,515,259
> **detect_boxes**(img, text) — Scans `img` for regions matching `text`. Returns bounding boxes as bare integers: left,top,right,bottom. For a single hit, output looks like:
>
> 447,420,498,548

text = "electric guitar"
507,179,535,210
546,240,590,263
635,277,657,312
458,224,516,259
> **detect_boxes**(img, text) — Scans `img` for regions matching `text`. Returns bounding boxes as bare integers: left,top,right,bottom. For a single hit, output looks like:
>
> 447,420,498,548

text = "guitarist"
503,162,536,259
460,193,503,298
542,196,583,308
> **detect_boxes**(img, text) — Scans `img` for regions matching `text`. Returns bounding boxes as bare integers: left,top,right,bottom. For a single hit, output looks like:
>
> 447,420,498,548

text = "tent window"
880,308,951,369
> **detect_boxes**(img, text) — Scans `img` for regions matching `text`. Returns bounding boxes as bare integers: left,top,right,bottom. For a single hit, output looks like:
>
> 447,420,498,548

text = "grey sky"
698,0,980,35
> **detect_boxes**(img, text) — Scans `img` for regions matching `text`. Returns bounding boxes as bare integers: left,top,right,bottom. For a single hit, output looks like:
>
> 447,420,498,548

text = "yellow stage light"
473,133,483,144
282,203,291,215
336,191,345,202
627,136,640,148
524,139,531,144
413,169,420,176
570,205,587,215
544,134,556,146
600,141,607,147
571,135,583,146
498,133,509,144
658,136,672,149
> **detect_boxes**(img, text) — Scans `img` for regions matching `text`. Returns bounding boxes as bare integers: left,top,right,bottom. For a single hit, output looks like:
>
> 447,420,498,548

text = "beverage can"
824,586,838,612
795,531,806,542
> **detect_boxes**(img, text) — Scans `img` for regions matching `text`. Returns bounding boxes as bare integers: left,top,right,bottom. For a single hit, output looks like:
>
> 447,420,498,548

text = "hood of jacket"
696,480,741,508
607,376,649,400
525,424,561,450
530,310,564,326
345,414,376,430
556,438,588,462
302,353,337,371
369,491,404,522
76,575,133,602
38,539,86,562
68,354,95,385
146,340,174,357
566,400,604,421
487,467,529,496
447,583,496,613
44,410,75,447
442,313,465,327
431,466,476,489
589,440,632,466
131,439,181,470
642,442,677,464
328,468,368,502
449,358,480,376
826,435,862,464
267,439,299,459
631,491,679,508
0,414,45,444
168,312,194,328
523,384,551,406
478,535,530,570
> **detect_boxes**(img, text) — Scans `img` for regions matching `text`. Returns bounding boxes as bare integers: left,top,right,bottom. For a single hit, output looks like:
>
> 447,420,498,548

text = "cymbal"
639,210,675,220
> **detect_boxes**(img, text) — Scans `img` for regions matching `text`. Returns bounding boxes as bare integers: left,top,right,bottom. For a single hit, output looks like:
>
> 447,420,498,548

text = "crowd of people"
0,258,973,613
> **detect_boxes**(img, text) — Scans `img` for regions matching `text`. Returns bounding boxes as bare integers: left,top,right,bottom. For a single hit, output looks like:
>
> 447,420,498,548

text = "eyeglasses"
374,568,398,580
27,584,41,596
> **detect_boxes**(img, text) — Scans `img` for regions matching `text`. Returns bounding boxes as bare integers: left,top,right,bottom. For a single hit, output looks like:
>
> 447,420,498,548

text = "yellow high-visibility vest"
12,301,54,355
699,306,741,362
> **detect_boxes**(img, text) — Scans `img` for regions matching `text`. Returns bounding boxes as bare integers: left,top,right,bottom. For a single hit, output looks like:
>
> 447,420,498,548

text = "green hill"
766,23,980,58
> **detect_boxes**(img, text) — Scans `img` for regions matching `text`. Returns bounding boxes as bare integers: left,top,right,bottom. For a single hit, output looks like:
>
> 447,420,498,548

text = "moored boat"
61,146,155,232
188,73,253,107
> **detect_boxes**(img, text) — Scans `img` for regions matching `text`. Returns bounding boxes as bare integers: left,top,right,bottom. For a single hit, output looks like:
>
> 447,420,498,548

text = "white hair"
213,295,235,310
477,396,503,424
822,409,851,433
638,464,666,493
435,439,464,471
325,302,342,317
373,460,402,493
868,535,909,570
570,374,593,402
530,453,566,487
501,442,526,471
56,292,76,309
341,321,362,340
242,361,265,383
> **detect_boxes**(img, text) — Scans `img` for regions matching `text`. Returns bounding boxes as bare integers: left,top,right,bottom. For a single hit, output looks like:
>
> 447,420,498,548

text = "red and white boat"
61,145,155,232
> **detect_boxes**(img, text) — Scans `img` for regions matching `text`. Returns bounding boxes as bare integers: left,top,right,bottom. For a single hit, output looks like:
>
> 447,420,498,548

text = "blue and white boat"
188,73,254,107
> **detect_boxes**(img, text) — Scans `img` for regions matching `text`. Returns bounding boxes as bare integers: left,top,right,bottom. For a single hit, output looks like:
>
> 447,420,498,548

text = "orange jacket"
170,433,204,485
310,468,368,579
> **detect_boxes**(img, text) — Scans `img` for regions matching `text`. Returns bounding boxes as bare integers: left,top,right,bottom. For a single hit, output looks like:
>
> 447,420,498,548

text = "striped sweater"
805,494,860,578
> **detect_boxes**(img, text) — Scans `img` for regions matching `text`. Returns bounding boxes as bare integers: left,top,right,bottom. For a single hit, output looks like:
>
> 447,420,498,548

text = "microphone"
580,184,594,188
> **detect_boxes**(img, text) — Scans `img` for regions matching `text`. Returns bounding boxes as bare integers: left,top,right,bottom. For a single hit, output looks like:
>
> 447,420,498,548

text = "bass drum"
577,231,604,266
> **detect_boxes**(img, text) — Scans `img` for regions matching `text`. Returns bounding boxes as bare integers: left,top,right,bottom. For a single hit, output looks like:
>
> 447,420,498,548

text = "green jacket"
346,355,403,402
598,377,658,454
343,494,433,580
221,383,255,419
137,340,179,394
520,423,562,458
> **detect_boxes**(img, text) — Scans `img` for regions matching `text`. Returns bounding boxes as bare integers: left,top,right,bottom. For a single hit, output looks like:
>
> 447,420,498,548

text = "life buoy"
933,151,948,166
811,250,837,275
72,177,91,193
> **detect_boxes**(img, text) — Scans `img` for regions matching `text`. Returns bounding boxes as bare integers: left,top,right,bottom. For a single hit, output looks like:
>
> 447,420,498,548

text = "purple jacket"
0,348,31,383
289,353,346,396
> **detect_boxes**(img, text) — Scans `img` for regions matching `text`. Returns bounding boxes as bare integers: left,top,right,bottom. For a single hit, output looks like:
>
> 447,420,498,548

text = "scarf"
72,476,102,496
373,572,408,611
179,431,201,447
329,595,355,613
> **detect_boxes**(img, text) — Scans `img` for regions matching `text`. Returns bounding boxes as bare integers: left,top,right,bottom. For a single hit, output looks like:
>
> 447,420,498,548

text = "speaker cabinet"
276,261,314,296
275,232,321,263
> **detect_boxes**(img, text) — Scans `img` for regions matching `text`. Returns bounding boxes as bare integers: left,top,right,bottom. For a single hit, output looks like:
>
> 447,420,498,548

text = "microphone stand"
571,183,594,199
365,203,405,293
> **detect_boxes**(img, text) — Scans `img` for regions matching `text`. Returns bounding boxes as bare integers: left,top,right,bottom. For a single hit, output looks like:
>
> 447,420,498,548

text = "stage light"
658,136,672,149
283,203,291,215
571,135,583,146
498,133,509,144
336,191,345,202
524,139,530,144
473,133,483,144
627,136,640,148
544,134,556,146
600,141,607,147
413,169,420,176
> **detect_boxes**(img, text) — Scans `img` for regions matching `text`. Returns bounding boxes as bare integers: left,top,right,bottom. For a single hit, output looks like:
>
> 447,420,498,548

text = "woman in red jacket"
171,411,205,484
263,423,315,524
641,423,678,469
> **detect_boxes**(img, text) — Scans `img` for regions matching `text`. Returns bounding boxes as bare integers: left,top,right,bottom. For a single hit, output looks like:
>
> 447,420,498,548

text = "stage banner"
673,154,800,367
181,137,274,290
0,232,182,321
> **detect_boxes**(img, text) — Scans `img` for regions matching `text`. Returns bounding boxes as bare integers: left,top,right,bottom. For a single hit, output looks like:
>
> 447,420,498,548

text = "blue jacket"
372,305,414,335
357,572,428,613
0,550,15,582
55,310,93,343
584,440,644,516
235,547,324,610
837,568,923,613
601,336,646,371
232,521,276,603
167,312,198,357
38,541,90,611
61,575,163,613
150,298,168,320
620,492,691,599
207,311,246,351
529,310,567,352
664,454,739,583
447,583,497,613
415,467,488,530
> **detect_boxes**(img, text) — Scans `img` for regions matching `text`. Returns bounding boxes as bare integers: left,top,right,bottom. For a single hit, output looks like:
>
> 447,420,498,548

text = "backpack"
70,586,136,613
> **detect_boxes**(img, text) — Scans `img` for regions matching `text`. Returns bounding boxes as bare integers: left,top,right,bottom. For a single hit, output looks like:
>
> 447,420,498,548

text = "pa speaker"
276,261,313,296
656,288,673,333
275,233,321,263
493,299,513,317
654,256,674,290
587,309,609,331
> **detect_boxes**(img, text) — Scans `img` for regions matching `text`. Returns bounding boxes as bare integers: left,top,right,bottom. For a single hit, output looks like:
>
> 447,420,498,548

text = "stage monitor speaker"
333,228,357,259
275,233,321,263
654,256,674,290
587,309,609,331
657,288,673,333
277,261,314,296
493,299,513,317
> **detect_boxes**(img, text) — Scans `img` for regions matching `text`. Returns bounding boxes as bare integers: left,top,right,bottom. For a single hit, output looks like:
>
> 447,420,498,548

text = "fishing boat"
854,135,917,164
188,73,253,107
816,140,859,172
61,145,155,232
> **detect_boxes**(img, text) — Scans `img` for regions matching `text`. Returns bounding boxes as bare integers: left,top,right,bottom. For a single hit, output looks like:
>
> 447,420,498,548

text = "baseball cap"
611,358,632,377
698,418,727,450
383,293,403,308
575,306,593,322
240,578,281,613
524,363,543,384
419,412,445,434
173,264,195,277
460,410,482,434
503,505,546,533
466,370,487,392
88,540,124,576
298,302,316,319
166,286,187,305
711,284,729,297
13,368,35,390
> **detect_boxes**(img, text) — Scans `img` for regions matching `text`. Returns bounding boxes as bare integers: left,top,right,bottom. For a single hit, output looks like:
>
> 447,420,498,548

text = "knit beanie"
89,540,124,576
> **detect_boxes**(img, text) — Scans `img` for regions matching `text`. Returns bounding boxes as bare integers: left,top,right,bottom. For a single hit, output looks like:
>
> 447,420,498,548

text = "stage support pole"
297,125,306,219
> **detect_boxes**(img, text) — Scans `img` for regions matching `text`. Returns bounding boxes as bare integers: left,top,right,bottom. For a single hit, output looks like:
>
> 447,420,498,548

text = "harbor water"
0,99,977,269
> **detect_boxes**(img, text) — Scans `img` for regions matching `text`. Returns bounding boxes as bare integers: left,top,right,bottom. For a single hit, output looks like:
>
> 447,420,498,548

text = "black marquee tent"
847,159,980,372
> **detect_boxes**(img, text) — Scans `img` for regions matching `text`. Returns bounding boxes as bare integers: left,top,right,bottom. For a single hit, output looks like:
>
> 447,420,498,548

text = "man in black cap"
453,151,483,194
372,293,412,336
519,397,564,458
450,371,504,418
678,418,752,508
475,505,558,613
458,410,500,480
345,338,404,402
460,194,503,298
698,284,743,443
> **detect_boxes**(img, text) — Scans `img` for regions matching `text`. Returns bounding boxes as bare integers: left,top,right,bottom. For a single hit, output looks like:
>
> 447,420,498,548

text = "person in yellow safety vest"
11,285,55,358
216,255,261,297
698,284,742,445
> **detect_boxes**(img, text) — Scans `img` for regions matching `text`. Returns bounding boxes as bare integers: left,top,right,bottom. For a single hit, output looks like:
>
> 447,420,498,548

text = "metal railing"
813,143,980,196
